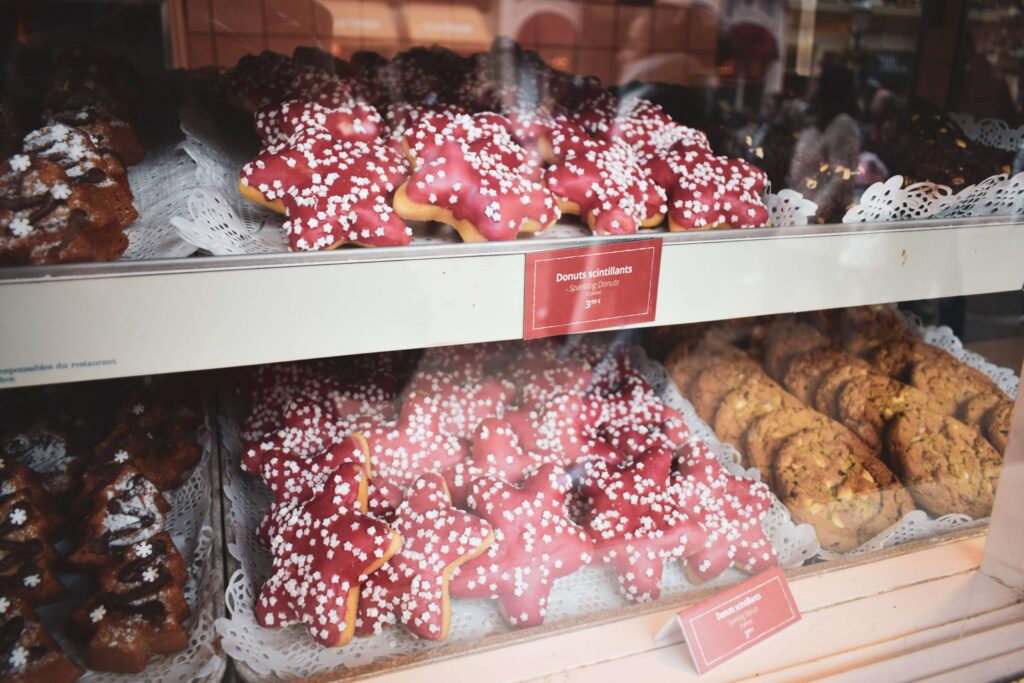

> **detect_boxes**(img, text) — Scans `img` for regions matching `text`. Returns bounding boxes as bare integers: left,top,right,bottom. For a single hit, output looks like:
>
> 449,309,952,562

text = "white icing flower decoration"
50,182,71,200
90,605,107,623
9,217,32,238
136,541,153,558
8,508,27,526
0,597,9,613
9,155,30,173
142,566,159,583
113,449,130,464
9,645,28,670
131,403,145,415
22,574,40,588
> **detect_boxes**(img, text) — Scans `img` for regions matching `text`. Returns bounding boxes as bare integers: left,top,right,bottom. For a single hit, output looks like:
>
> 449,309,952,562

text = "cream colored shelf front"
1,217,1021,387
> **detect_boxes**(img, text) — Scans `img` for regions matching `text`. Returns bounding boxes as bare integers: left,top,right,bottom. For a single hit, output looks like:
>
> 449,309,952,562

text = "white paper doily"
765,188,818,227
843,172,1024,223
36,416,226,682
216,346,818,680
950,112,1024,152
122,142,201,261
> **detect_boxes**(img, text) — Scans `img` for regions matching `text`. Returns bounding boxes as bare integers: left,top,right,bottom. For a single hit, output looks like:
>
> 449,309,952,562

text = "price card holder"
658,567,801,674
523,239,662,340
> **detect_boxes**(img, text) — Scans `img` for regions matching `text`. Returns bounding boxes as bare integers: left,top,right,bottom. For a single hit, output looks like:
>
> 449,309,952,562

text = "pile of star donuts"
227,41,770,251
236,339,778,648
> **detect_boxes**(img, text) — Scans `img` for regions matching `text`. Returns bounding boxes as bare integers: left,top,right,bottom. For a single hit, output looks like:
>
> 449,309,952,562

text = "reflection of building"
169,0,493,66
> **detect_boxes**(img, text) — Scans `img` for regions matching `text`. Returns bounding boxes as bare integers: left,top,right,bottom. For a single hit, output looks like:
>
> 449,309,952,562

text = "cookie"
665,340,758,398
836,375,948,451
712,377,802,453
690,358,766,423
908,358,1001,415
762,319,831,380
744,407,868,475
959,392,1006,428
867,340,950,381
836,306,911,357
983,400,1012,454
886,409,1001,518
782,348,867,406
814,364,876,419
774,428,912,552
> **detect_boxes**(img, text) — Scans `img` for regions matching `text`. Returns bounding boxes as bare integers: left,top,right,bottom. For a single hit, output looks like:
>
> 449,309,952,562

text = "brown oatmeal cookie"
814,364,875,419
982,400,1012,454
886,408,1001,518
959,392,1006,428
762,319,831,380
783,349,868,407
908,358,1001,415
745,408,873,476
868,340,951,381
712,378,802,453
689,358,766,423
774,428,912,552
836,375,949,451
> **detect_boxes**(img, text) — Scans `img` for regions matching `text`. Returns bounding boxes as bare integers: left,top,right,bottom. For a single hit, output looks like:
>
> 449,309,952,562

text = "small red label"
677,567,800,673
523,239,662,339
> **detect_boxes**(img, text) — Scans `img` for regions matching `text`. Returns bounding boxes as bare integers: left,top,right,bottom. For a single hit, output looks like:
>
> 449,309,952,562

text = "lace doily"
38,417,225,682
216,346,816,680
122,142,200,260
843,171,1024,223
765,189,819,227
174,104,815,256
950,112,1024,152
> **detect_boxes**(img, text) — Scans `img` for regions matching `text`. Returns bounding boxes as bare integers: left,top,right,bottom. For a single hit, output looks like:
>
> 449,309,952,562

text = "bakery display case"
0,0,1023,680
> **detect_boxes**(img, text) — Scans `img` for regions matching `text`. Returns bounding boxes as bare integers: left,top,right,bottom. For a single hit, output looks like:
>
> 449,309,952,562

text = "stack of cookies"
662,307,1010,552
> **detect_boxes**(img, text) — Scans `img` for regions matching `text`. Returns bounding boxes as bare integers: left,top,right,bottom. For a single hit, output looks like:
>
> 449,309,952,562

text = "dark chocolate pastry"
0,595,84,682
71,532,189,673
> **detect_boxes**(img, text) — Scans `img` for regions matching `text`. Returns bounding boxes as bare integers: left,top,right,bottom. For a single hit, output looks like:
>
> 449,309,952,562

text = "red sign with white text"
677,568,800,673
523,240,662,339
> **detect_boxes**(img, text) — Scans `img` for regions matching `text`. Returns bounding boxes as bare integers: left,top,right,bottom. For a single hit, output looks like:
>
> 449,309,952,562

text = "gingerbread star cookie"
356,473,493,640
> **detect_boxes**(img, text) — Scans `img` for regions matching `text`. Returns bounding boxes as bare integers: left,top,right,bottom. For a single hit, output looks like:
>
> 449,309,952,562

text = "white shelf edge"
1,220,1022,387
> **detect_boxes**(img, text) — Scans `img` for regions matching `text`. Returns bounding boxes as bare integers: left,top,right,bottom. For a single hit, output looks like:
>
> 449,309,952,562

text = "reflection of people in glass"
788,64,861,223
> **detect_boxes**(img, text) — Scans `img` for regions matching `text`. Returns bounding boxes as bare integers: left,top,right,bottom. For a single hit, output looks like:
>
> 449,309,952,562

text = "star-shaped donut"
444,417,549,506
392,113,560,242
663,148,769,231
255,99,384,149
450,463,593,628
544,136,666,234
239,128,411,250
256,463,401,647
671,437,777,582
577,447,705,601
356,474,493,640
258,433,371,506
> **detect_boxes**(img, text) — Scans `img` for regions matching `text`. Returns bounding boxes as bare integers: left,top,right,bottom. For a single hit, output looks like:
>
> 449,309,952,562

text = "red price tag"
676,568,800,673
523,239,662,340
